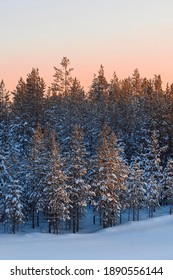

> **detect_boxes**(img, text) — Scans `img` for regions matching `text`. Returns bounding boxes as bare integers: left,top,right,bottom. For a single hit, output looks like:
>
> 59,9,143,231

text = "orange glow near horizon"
2,57,173,93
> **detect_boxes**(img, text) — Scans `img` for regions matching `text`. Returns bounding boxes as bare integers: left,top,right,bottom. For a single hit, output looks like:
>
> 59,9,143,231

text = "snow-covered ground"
0,214,173,260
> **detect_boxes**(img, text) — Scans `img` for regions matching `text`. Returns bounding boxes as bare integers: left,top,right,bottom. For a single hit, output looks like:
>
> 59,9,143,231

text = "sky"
1,0,173,91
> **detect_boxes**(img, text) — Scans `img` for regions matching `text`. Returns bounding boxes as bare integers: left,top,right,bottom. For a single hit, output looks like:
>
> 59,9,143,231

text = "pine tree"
108,72,120,103
127,158,146,221
61,77,85,139
107,72,121,131
142,131,163,217
0,80,10,121
0,80,11,154
12,77,27,117
11,70,46,157
0,155,25,234
66,125,90,233
89,65,109,102
132,68,142,95
26,123,46,228
51,57,73,97
0,155,9,223
4,178,25,234
163,157,173,214
43,131,70,234
12,68,45,128
25,68,46,126
153,74,163,94
94,125,128,228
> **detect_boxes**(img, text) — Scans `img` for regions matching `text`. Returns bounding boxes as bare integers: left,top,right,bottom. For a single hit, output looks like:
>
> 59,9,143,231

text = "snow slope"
0,215,173,260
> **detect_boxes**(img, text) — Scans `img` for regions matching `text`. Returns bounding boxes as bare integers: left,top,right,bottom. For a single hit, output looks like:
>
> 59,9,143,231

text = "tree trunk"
137,208,139,221
119,211,122,224
93,215,96,225
133,206,135,221
32,206,35,229
128,208,131,221
37,211,39,227
48,221,51,233
12,222,16,234
73,218,76,233
76,213,79,232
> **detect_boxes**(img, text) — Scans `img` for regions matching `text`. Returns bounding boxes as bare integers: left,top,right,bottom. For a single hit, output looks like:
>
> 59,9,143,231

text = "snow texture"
0,215,173,260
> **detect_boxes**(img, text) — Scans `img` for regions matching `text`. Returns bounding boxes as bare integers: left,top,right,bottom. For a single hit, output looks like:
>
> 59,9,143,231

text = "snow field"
0,214,173,260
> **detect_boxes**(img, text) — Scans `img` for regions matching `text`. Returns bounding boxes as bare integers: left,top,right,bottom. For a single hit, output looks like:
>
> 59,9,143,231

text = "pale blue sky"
1,0,173,90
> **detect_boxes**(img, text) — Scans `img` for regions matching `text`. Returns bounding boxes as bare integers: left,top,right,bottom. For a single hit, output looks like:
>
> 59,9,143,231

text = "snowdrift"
0,215,173,260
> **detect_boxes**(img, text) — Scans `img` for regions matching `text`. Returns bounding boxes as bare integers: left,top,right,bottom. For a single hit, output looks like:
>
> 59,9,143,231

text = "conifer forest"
1,57,173,234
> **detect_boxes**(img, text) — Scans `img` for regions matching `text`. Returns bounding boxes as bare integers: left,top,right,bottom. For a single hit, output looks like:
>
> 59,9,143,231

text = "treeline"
0,57,173,234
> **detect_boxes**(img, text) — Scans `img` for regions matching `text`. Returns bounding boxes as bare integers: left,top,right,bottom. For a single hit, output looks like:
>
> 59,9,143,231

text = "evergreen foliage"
127,158,146,221
0,59,173,233
43,131,70,234
94,125,128,227
65,125,90,233
163,158,173,214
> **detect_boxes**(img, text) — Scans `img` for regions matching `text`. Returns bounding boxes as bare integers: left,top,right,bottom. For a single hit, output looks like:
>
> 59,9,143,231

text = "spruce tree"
0,155,9,223
4,178,25,234
26,123,46,228
0,80,11,155
163,157,173,214
66,125,90,233
0,155,25,233
12,77,26,118
142,131,163,217
127,158,146,221
89,65,109,102
94,125,128,228
12,69,45,128
43,131,70,234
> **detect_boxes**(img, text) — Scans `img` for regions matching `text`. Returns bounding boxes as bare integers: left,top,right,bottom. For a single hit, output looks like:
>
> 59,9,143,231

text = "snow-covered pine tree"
0,180,3,222
94,125,129,228
0,155,9,223
142,131,163,217
26,123,46,228
163,157,173,214
0,154,25,233
65,125,90,233
127,158,146,221
43,130,70,234
4,178,25,234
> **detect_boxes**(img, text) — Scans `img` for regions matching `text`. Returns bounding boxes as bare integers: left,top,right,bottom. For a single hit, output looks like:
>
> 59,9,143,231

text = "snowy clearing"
0,215,173,260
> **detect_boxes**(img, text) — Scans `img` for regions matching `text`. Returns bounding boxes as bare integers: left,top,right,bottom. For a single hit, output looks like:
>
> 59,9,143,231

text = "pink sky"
1,0,173,92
